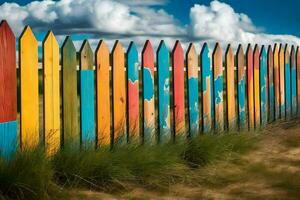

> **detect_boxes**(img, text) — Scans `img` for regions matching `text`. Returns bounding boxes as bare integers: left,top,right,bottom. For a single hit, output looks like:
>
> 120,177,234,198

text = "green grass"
0,133,257,200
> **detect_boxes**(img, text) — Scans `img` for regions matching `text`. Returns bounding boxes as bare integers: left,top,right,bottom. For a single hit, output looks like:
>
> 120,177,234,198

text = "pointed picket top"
274,44,279,56
172,40,183,55
127,41,138,57
253,44,260,58
96,40,109,57
112,40,124,58
284,44,290,61
246,44,253,57
62,36,76,57
127,41,138,82
201,42,209,57
20,25,37,44
157,40,169,56
186,43,197,76
79,40,93,70
0,20,15,39
268,45,273,63
237,44,244,58
142,40,154,58
225,44,234,62
213,42,222,58
43,31,59,55
279,43,284,55
260,45,267,58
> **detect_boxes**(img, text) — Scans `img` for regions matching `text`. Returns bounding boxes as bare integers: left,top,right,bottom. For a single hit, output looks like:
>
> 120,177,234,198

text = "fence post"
186,43,199,136
127,42,139,141
172,41,185,138
43,31,60,155
142,40,155,144
273,44,280,119
20,26,39,149
79,40,95,148
236,44,246,129
290,46,297,117
61,37,79,148
157,40,171,142
253,45,260,128
200,43,213,133
225,45,237,130
0,21,17,157
279,44,285,119
296,47,300,115
95,40,111,147
112,41,126,145
260,46,267,126
246,44,254,129
267,45,275,122
212,43,224,132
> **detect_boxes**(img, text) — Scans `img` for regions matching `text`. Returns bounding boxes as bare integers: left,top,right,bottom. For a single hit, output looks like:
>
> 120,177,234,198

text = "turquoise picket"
157,41,171,142
260,46,267,125
79,40,95,148
236,45,246,129
284,45,291,118
200,43,213,133
290,46,297,116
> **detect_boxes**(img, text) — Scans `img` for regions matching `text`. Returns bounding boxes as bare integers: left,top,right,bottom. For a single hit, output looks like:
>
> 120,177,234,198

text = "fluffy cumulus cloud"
0,0,300,51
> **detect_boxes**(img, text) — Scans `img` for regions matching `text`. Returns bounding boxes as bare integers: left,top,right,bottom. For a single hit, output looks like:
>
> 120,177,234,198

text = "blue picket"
237,45,246,129
260,46,267,125
284,45,291,118
290,46,297,116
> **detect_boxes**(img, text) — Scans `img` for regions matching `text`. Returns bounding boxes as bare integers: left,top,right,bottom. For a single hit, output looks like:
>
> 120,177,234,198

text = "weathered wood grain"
246,44,254,129
259,46,267,125
253,45,260,128
290,46,297,116
273,44,280,119
267,46,275,122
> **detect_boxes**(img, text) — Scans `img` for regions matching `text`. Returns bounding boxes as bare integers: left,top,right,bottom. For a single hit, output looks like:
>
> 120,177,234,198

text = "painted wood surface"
284,45,291,118
297,47,300,115
157,41,171,142
127,42,139,140
142,40,155,143
0,21,17,157
253,45,260,128
267,46,275,122
201,43,213,133
212,43,224,131
290,46,297,116
43,31,60,155
273,44,280,119
62,37,79,146
225,45,236,130
95,40,111,146
19,26,39,149
279,44,285,118
236,45,246,129
172,41,185,136
259,46,267,125
112,41,126,144
246,44,254,129
186,43,199,136
79,40,95,148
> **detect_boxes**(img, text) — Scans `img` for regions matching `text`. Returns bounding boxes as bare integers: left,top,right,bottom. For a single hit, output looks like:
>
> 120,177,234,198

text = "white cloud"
0,0,299,52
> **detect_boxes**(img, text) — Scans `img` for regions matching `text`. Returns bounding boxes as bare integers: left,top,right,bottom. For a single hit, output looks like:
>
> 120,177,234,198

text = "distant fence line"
0,20,299,157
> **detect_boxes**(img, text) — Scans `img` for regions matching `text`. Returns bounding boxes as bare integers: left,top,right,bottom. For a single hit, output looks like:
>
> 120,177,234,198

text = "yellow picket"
19,26,39,149
43,31,60,155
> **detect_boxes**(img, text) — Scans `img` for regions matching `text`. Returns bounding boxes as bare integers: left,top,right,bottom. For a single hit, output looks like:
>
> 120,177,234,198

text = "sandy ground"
69,120,300,200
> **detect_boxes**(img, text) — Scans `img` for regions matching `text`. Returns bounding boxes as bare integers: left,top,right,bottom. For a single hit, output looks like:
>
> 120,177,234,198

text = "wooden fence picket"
290,46,297,116
0,20,17,157
43,31,60,155
20,26,39,149
253,45,260,128
112,41,126,144
201,43,213,132
172,41,185,136
236,45,246,129
186,43,199,136
279,44,285,118
260,46,267,125
142,40,155,143
225,45,236,130
95,40,111,146
61,37,79,147
267,46,275,122
79,40,95,148
297,47,300,115
246,44,254,129
212,43,224,131
273,44,280,119
157,41,171,142
284,45,291,118
127,42,140,140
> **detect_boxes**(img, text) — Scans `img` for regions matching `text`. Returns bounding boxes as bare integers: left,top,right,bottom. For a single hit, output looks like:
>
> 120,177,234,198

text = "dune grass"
0,132,257,200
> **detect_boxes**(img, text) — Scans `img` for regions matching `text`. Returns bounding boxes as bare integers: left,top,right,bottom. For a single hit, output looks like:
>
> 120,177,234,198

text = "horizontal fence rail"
0,21,300,157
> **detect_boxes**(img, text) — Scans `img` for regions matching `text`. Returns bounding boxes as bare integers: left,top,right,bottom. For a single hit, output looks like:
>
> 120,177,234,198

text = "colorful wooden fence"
1,21,300,156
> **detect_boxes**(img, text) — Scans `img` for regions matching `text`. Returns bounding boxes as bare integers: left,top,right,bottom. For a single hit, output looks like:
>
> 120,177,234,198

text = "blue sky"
1,0,300,51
